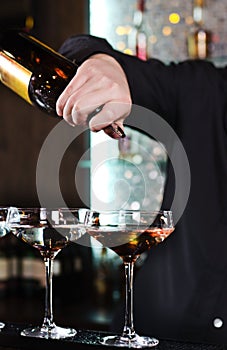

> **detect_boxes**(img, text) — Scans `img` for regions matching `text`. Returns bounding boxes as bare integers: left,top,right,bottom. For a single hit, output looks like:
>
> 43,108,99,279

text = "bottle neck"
134,0,146,29
137,0,145,12
193,0,206,26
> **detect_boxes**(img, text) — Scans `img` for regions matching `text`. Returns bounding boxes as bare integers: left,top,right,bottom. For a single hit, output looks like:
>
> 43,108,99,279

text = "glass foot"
100,334,159,348
21,324,77,339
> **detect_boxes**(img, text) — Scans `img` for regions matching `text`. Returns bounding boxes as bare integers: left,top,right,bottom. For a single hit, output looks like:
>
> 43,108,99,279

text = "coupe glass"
84,209,174,348
0,207,10,330
6,207,86,339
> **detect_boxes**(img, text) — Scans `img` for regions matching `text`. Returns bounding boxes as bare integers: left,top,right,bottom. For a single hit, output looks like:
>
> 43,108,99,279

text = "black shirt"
59,35,227,344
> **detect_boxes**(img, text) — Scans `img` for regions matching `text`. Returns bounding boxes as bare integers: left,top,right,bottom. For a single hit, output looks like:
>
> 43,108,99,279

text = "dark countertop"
0,323,226,350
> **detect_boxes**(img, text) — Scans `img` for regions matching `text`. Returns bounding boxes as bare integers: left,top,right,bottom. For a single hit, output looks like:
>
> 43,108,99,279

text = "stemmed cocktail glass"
0,207,11,330
84,209,174,348
6,207,86,339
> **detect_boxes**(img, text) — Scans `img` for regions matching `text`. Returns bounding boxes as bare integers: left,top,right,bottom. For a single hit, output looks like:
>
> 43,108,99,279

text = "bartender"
56,34,227,344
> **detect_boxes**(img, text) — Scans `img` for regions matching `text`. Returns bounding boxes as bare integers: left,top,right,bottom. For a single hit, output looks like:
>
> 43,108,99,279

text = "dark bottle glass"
0,29,125,139
0,29,78,115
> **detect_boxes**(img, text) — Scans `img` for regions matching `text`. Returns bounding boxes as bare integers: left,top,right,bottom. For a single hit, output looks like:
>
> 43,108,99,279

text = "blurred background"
0,0,226,332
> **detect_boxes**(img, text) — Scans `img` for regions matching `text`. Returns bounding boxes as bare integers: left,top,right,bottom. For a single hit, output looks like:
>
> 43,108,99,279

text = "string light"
162,26,172,36
169,12,180,24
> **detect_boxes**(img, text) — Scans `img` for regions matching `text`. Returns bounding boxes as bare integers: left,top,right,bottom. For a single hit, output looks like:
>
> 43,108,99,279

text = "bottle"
0,29,125,139
187,0,212,59
134,0,148,60
0,29,77,115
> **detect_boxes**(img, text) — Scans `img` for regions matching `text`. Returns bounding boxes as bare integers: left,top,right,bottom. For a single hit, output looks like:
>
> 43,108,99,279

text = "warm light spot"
116,26,127,36
185,15,194,25
25,16,34,30
55,68,67,79
149,35,157,44
124,48,134,55
124,170,133,179
162,26,172,36
125,25,132,35
116,25,132,36
169,12,180,24
116,26,124,35
116,41,126,51
153,146,163,156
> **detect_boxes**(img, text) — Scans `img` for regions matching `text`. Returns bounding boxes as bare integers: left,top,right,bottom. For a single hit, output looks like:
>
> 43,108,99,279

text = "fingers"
56,67,89,122
57,80,131,128
56,53,132,134
56,58,111,118
88,102,130,131
59,97,130,138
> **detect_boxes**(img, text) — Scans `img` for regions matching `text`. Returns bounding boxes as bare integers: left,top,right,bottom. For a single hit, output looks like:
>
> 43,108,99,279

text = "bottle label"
0,51,32,104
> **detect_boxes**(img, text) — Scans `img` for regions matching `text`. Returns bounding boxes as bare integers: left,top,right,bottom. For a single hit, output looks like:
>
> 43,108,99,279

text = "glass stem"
122,261,136,339
43,257,55,328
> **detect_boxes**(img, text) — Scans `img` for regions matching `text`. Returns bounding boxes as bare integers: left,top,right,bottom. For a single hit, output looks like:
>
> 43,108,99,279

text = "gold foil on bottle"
0,51,32,104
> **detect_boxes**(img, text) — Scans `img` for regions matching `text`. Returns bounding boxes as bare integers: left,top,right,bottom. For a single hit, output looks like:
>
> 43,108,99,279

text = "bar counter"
0,323,226,350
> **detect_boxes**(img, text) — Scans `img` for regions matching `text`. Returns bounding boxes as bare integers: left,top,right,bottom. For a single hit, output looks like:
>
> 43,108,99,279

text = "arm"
56,52,131,133
56,34,177,131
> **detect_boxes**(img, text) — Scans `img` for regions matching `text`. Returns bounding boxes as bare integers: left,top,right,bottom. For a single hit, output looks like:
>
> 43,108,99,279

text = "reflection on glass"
0,207,10,330
89,127,168,307
85,209,174,348
7,207,86,339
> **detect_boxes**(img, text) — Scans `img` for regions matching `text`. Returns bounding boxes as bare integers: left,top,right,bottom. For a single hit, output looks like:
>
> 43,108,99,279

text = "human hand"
56,54,132,137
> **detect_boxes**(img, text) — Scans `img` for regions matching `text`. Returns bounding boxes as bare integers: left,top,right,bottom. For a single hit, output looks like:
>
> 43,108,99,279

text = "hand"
56,54,132,136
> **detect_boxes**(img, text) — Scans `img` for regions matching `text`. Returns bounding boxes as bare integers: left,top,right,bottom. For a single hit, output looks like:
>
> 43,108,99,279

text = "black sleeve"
58,34,177,127
58,34,226,133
